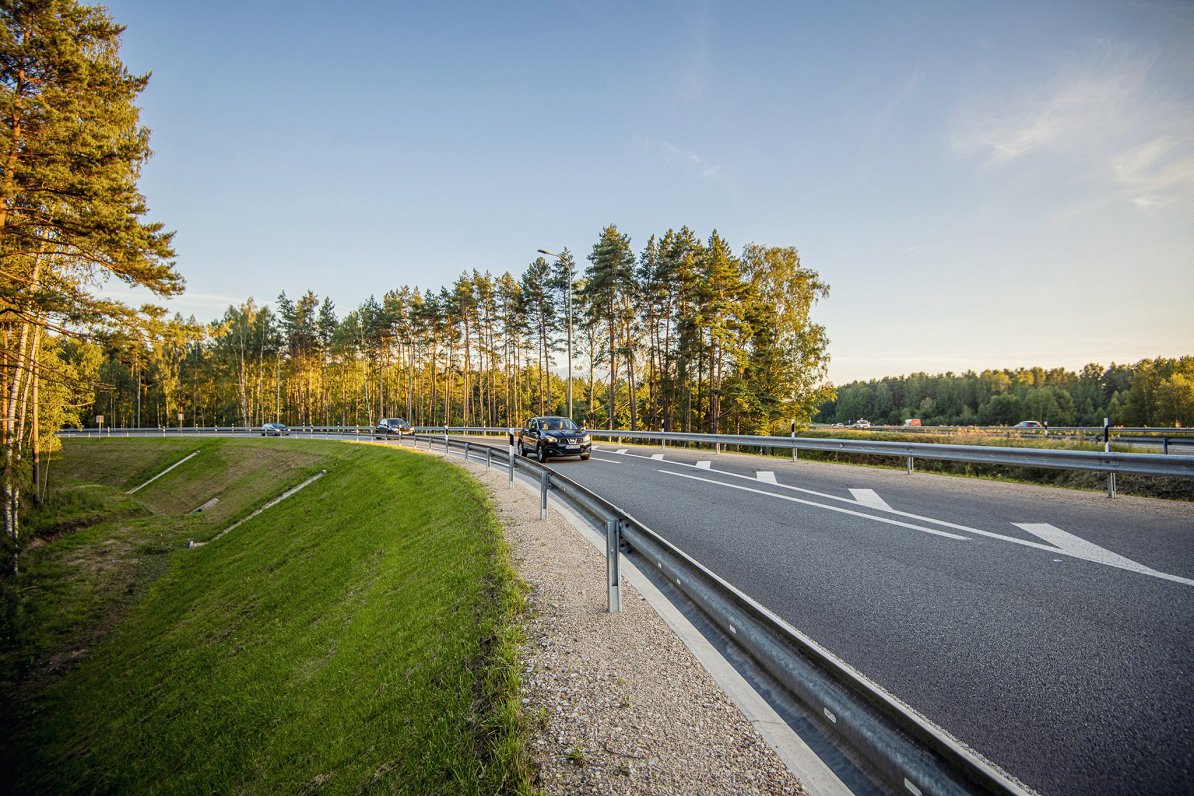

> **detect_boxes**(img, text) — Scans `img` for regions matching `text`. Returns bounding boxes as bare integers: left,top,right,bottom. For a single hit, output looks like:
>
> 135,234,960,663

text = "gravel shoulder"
460,459,807,795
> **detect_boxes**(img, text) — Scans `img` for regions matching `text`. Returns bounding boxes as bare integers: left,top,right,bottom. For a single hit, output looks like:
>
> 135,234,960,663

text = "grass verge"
1,437,533,794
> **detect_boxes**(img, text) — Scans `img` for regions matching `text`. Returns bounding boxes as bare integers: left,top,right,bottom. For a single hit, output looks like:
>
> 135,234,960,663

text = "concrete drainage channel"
188,471,328,549
424,434,1032,796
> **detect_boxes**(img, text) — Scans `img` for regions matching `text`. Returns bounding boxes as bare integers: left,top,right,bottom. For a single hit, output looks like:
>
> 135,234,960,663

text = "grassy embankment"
0,437,533,794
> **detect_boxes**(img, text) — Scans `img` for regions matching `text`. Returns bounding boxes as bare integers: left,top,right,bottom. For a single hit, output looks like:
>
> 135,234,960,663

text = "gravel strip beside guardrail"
462,461,806,794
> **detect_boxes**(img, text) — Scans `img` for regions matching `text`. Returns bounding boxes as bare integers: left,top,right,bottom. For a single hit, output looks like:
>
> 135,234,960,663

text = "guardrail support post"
463,441,470,462
539,470,549,520
485,447,491,468
1108,471,1116,499
907,456,914,474
508,448,515,488
606,518,622,612
1163,437,1169,455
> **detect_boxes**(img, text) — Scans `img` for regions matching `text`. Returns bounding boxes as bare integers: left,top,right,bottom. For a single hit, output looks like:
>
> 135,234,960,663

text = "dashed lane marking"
651,453,665,460
756,471,777,484
696,460,712,469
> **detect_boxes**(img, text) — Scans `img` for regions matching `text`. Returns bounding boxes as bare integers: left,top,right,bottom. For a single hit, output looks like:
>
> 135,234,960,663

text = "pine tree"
1,0,180,558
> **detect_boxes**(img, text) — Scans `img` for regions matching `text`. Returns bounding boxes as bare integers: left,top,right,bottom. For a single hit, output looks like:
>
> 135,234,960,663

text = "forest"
818,357,1194,428
79,227,833,437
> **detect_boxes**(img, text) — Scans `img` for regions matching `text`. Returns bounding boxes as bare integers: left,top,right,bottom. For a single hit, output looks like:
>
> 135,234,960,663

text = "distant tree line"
83,225,832,436
818,358,1194,427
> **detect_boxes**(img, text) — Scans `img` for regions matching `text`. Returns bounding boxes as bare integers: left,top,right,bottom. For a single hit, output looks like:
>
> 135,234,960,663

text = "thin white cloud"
949,42,1194,214
635,136,721,178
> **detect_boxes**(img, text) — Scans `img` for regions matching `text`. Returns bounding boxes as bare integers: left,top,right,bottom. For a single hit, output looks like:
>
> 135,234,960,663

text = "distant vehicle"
1014,420,1044,429
903,418,922,427
261,422,290,437
518,415,591,462
851,419,871,429
374,418,413,438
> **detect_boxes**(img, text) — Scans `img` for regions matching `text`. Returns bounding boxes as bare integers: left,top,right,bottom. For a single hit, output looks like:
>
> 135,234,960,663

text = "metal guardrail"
819,423,1194,437
581,429,1194,479
59,425,1194,479
436,434,1029,796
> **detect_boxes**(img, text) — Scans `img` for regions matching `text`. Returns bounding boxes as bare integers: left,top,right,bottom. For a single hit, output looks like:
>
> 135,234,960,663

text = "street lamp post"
538,248,572,422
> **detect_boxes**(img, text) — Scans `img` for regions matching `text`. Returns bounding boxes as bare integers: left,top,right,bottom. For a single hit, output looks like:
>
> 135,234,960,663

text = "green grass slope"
2,438,532,794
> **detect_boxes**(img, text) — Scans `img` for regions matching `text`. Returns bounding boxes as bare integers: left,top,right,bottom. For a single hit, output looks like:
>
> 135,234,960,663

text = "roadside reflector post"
1104,417,1115,499
507,448,515,488
539,469,549,520
606,517,622,612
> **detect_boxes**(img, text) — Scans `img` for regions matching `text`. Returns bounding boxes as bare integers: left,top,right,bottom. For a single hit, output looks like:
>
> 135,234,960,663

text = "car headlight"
543,433,558,442
582,433,591,443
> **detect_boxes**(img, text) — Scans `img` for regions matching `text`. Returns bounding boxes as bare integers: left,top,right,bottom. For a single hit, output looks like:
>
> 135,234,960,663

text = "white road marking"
610,447,1192,585
1013,523,1192,585
651,453,665,460
849,488,893,512
696,460,712,469
756,470,777,484
590,455,623,464
662,471,968,540
617,448,628,454
652,465,1192,587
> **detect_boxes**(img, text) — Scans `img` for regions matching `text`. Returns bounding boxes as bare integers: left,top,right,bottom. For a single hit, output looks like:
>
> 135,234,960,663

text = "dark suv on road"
518,416,591,462
374,418,413,438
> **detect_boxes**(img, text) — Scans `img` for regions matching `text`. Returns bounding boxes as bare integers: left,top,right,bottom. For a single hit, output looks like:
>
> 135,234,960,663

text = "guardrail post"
1163,437,1169,455
1108,471,1116,499
464,441,470,462
485,447,491,468
606,518,622,612
508,448,515,488
907,456,914,474
539,469,549,520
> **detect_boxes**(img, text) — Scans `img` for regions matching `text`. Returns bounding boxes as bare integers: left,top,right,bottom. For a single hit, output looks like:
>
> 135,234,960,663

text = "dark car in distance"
261,422,290,437
374,417,413,438
518,416,591,462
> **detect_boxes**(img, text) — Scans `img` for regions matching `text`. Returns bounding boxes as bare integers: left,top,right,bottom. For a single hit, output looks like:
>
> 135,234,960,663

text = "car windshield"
541,418,578,431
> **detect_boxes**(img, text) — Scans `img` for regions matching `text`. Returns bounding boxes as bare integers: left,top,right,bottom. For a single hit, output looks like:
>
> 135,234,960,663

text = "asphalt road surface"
453,435,1193,795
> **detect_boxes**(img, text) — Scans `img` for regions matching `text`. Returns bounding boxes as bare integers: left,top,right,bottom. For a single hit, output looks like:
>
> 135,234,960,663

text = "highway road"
449,434,1194,795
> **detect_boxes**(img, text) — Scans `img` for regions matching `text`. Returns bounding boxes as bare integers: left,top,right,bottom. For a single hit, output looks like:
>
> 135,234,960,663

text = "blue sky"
101,0,1193,384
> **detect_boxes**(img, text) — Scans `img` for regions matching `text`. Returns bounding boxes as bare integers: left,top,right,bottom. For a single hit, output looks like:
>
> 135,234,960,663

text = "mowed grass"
1,437,532,794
